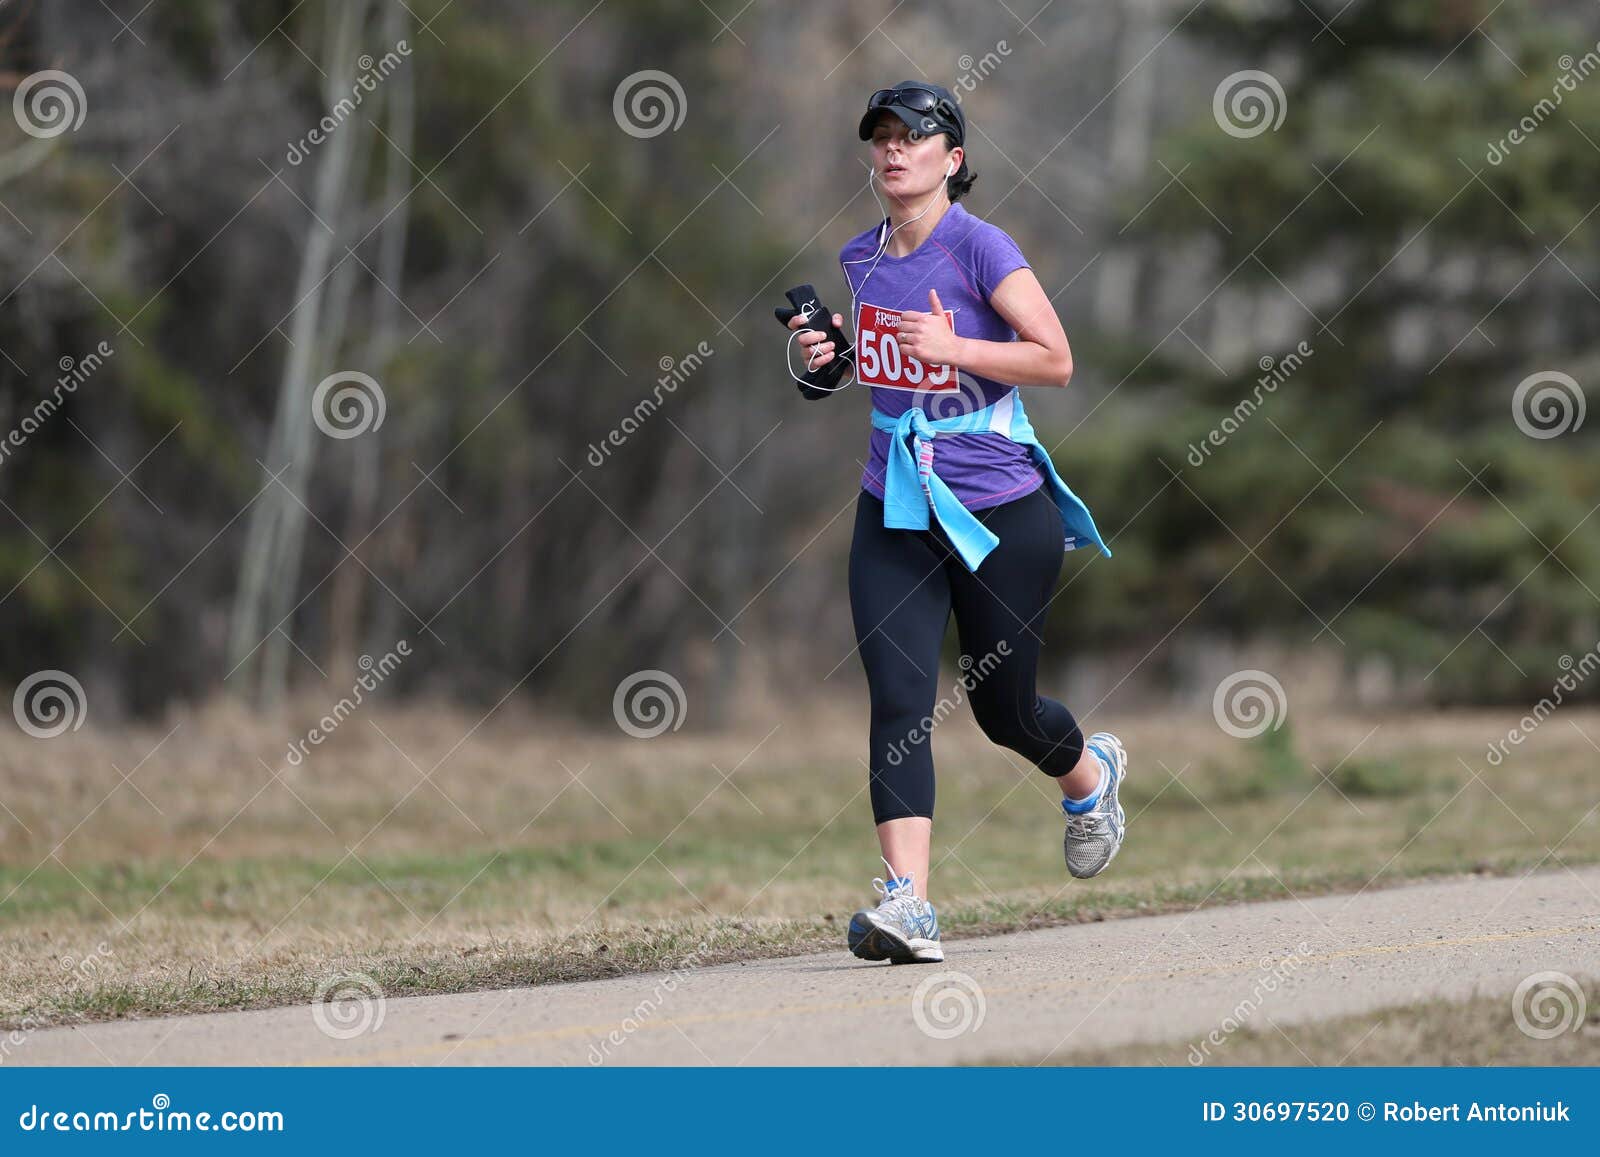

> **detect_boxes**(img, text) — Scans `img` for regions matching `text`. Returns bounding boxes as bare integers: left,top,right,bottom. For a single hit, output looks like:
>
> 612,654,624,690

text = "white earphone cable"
785,143,957,393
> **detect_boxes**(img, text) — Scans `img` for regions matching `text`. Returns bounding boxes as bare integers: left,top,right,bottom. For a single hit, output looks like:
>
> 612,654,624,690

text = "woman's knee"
970,687,1031,746
868,667,937,733
871,700,933,768
973,693,1083,771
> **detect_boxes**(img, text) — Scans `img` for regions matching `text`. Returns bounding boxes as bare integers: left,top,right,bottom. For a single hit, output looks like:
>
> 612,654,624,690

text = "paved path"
12,867,1599,1065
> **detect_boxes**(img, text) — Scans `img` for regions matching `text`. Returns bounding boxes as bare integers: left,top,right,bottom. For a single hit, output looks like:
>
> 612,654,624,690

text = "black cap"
858,80,965,147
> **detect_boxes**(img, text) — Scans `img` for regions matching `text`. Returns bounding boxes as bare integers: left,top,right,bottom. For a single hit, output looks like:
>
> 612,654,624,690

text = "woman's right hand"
788,311,844,369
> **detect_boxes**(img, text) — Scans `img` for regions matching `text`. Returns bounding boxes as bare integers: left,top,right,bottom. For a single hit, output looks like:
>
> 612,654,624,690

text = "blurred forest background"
2,0,1598,727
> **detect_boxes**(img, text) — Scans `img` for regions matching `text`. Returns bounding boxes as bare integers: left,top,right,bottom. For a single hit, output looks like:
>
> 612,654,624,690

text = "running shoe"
846,874,944,964
1062,732,1128,879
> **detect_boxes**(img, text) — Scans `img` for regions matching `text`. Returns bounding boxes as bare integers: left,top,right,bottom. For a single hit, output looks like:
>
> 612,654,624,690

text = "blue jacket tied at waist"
870,388,1111,573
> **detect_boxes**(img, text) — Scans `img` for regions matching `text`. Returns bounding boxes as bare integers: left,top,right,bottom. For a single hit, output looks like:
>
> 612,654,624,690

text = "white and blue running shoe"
1062,732,1129,879
846,873,943,964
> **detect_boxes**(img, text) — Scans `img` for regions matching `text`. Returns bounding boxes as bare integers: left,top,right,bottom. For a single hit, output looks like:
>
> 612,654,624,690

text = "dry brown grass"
1002,979,1600,1066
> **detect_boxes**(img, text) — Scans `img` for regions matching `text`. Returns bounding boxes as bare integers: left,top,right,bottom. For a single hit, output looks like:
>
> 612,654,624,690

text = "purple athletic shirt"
839,201,1044,511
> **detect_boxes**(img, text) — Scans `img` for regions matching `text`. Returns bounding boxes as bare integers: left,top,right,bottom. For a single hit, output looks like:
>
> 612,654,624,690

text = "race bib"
854,301,957,391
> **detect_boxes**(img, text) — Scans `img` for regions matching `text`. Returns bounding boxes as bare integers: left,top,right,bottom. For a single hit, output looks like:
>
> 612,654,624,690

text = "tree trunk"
1095,0,1159,334
328,0,412,683
227,0,373,704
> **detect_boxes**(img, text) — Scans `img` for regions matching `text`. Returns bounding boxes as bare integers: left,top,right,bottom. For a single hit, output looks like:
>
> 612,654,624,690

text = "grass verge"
2,701,1595,1029
990,979,1600,1065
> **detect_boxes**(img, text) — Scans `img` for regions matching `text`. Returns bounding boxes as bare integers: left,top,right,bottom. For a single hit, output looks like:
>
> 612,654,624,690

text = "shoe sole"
1066,733,1129,880
847,912,944,964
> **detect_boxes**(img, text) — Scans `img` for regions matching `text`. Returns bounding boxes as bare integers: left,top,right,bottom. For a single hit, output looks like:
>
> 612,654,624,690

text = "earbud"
945,160,957,178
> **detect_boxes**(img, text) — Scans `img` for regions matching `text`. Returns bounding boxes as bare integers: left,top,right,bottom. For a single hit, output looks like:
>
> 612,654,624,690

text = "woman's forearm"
952,335,1073,389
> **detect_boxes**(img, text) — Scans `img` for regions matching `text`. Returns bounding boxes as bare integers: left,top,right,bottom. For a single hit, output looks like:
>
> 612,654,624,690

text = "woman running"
787,81,1130,965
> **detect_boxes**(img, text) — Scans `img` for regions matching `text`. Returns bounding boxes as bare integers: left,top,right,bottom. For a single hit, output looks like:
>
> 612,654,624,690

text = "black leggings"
848,485,1086,824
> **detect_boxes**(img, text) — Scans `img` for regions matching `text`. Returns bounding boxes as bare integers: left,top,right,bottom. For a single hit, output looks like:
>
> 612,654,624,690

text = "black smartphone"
774,284,852,400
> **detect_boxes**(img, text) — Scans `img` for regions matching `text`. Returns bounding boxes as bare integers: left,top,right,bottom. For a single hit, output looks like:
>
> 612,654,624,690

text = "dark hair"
942,131,976,202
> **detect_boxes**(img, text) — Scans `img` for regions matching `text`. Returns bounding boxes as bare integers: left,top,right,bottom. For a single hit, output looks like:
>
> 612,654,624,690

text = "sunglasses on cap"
866,86,962,139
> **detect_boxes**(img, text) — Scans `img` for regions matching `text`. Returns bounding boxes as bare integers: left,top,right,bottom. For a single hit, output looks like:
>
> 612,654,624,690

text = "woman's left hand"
898,289,962,367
